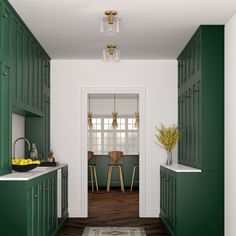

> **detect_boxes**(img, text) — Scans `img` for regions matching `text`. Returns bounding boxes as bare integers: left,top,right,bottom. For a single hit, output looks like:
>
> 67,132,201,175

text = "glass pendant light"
101,11,120,36
112,94,118,129
134,95,139,128
103,44,120,63
88,94,93,128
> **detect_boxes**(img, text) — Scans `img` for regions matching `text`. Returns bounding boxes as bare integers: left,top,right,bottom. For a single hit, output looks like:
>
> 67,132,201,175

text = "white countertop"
0,163,68,181
161,164,201,172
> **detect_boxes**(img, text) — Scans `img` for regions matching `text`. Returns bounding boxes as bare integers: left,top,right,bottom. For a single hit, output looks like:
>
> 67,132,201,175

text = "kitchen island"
88,155,139,188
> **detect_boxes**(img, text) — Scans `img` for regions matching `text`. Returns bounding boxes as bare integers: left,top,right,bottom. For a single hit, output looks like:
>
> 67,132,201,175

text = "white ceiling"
9,0,236,59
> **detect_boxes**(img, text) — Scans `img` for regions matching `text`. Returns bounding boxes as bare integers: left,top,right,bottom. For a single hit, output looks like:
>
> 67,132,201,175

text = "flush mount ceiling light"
101,10,120,36
103,44,120,62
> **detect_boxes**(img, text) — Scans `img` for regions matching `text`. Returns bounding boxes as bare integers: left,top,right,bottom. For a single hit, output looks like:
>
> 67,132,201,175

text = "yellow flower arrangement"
155,123,180,151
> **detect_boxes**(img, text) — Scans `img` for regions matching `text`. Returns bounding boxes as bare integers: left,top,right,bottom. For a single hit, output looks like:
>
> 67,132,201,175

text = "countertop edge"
161,164,202,172
0,163,68,181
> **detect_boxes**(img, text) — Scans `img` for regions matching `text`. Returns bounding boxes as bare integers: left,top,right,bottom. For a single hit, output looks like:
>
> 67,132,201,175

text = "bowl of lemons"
12,158,41,172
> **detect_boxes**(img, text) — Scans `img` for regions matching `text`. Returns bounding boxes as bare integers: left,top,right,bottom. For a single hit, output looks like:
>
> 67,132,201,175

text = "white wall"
51,60,177,217
12,113,25,157
225,12,236,236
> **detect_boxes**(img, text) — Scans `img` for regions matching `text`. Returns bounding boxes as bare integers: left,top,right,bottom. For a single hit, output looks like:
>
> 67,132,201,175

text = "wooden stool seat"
130,165,139,191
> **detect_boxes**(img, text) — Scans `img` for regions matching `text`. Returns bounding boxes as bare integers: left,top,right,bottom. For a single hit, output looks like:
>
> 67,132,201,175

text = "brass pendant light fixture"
88,94,93,128
112,94,118,129
103,44,120,62
134,95,139,128
101,10,120,36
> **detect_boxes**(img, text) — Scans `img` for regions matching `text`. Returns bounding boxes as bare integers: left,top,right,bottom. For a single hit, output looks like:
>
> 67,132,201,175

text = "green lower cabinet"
0,171,58,236
160,166,223,236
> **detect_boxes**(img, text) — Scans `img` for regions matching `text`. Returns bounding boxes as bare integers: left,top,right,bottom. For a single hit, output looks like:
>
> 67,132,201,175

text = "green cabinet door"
62,166,69,220
0,61,11,175
0,0,11,62
11,14,18,105
43,178,50,236
32,183,40,236
23,30,30,108
17,24,24,105
50,173,57,234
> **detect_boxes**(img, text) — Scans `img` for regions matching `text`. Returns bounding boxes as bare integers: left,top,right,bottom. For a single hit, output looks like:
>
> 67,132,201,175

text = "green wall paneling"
88,155,139,187
0,61,11,175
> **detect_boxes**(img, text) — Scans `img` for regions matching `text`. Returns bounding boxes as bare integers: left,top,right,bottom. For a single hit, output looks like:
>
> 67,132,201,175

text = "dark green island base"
88,155,139,188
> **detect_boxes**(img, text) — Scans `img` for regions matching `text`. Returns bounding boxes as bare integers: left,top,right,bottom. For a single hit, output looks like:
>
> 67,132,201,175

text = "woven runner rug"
82,227,146,236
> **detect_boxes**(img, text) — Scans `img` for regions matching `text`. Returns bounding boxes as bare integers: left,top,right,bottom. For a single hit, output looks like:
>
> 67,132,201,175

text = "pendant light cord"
88,94,91,113
137,94,139,113
114,94,116,112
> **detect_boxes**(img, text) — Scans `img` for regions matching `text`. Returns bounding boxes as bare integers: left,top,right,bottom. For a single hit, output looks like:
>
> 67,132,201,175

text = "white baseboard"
68,208,87,217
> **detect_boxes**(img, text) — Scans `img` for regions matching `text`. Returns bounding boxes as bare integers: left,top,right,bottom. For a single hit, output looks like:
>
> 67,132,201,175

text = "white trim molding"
80,86,146,217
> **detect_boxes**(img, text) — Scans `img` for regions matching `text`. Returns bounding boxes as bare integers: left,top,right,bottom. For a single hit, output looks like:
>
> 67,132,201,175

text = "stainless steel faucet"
13,137,31,158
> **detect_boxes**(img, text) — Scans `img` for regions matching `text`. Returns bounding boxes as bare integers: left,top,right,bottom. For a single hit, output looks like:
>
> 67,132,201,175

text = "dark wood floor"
59,189,168,236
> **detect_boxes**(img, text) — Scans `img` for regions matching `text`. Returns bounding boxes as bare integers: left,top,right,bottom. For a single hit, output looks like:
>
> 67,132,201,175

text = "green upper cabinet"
0,61,11,176
177,26,224,172
0,0,12,63
0,0,51,116
0,0,51,175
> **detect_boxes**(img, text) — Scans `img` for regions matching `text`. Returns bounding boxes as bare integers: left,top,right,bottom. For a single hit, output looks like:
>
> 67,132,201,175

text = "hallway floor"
59,189,168,236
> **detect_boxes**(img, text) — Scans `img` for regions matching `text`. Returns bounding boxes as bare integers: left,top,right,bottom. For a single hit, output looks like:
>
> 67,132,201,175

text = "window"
88,115,139,155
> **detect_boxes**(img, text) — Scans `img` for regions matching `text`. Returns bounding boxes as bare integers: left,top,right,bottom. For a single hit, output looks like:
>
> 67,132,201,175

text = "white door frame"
81,86,146,217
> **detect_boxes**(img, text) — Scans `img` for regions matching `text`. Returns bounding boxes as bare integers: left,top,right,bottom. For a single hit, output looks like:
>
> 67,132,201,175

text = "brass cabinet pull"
34,194,38,198
3,72,8,77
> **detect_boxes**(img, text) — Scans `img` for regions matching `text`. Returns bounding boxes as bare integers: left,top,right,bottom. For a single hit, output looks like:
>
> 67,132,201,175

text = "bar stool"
130,165,139,191
88,151,98,192
106,151,125,192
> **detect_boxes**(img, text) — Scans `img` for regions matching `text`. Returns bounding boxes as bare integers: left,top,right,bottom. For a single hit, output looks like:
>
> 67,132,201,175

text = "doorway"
81,87,146,217
87,93,140,218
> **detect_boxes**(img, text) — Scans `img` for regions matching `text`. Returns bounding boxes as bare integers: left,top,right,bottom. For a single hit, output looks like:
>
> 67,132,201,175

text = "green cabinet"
178,26,224,171
0,0,50,117
0,170,58,236
0,61,11,175
0,0,11,62
160,166,223,236
0,0,51,174
162,25,224,236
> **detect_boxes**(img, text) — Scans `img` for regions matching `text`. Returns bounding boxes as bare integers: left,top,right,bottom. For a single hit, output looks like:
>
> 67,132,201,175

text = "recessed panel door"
23,31,30,108
0,62,11,175
17,24,24,105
